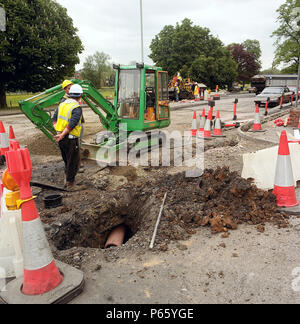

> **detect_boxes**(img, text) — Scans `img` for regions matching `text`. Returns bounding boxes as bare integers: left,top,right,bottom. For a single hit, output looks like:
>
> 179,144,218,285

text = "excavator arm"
18,79,119,142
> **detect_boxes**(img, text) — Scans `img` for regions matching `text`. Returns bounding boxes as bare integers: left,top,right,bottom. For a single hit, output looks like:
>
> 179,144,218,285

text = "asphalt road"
171,93,295,124
0,93,296,147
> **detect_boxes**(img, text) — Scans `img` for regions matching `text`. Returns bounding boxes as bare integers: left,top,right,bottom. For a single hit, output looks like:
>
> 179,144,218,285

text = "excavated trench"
41,166,291,254
48,191,145,251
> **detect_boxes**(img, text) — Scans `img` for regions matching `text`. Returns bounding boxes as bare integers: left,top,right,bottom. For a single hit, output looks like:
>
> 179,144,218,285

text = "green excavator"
18,64,170,164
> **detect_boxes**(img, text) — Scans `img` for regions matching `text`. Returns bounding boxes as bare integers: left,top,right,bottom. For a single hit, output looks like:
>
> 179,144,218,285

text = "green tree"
0,0,83,109
190,50,237,89
242,39,262,68
272,0,300,72
227,44,261,85
81,51,114,88
149,18,237,88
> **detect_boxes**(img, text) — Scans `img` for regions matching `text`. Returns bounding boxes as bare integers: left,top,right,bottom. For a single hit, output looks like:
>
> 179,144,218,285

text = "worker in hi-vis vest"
53,80,85,174
52,84,83,190
194,83,200,99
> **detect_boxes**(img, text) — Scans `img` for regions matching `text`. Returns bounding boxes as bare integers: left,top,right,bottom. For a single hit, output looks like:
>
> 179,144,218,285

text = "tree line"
0,0,299,108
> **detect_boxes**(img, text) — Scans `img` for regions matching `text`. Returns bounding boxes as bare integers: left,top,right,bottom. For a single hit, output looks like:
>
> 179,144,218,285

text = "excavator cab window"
145,71,156,122
157,71,169,120
118,69,141,120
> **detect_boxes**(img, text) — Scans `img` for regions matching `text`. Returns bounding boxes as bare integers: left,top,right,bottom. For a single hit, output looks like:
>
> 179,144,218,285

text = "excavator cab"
114,64,170,132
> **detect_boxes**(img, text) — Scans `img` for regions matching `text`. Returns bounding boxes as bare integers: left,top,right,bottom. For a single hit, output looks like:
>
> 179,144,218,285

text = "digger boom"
18,79,119,142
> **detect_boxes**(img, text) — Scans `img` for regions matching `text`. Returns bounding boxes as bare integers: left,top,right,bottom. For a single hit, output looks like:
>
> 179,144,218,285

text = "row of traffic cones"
191,108,224,139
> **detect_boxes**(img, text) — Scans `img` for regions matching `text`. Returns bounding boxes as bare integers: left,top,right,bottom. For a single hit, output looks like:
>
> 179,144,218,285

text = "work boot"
65,181,87,192
65,181,75,192
78,165,85,173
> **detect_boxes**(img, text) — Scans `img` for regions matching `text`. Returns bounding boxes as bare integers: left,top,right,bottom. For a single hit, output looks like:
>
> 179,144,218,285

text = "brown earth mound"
23,133,60,156
156,167,288,241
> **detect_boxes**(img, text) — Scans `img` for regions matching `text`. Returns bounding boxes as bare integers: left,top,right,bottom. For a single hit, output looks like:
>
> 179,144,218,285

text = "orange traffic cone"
199,109,206,133
213,110,224,137
21,203,64,295
0,142,84,304
5,143,63,295
191,111,198,137
9,126,16,140
273,131,299,208
251,104,264,132
202,109,212,139
0,121,9,156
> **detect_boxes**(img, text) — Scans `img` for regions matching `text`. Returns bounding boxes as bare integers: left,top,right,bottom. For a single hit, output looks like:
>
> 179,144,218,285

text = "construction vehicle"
18,64,170,164
168,77,195,101
251,75,267,95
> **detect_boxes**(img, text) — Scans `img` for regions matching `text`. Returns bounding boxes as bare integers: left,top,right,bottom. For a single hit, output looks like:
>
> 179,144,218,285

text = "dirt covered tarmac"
27,130,290,271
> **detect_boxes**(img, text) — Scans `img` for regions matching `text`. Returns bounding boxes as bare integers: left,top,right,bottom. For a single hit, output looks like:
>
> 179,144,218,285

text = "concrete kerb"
237,107,293,146
171,100,209,111
0,100,211,117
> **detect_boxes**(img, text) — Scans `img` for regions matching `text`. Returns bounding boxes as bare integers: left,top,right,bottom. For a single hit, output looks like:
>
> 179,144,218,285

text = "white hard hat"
69,84,83,97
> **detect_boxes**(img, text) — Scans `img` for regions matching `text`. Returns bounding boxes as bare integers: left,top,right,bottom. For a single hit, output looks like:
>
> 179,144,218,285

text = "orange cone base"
273,185,299,208
213,129,222,136
250,125,265,133
204,130,211,137
253,124,262,131
191,130,198,137
22,261,64,296
0,260,84,304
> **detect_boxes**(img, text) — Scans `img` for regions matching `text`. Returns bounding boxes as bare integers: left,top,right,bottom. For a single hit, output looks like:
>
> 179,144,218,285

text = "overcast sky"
57,0,284,71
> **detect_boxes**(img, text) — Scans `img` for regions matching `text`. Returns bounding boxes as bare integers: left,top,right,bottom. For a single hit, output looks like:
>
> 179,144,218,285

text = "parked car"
288,86,300,98
254,86,293,107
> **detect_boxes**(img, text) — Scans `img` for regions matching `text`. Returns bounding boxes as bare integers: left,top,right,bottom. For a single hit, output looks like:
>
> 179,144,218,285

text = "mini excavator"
18,64,170,164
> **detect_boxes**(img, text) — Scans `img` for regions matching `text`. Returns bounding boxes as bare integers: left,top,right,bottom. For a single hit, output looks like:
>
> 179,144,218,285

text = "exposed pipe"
105,224,127,249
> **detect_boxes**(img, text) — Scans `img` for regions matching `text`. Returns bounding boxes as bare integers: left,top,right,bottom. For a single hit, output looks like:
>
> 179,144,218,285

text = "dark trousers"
59,137,80,183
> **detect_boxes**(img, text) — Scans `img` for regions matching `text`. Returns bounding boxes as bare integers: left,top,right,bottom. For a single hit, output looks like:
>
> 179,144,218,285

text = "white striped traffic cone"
202,108,213,139
0,122,9,156
199,109,206,133
252,104,263,132
191,111,198,137
5,144,64,295
213,110,223,137
273,131,299,208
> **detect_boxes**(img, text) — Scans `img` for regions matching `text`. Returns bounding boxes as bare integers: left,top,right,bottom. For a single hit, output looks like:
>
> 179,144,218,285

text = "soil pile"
23,134,60,156
154,167,289,245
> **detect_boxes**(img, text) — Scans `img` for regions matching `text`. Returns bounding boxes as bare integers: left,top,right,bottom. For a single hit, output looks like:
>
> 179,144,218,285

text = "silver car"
254,87,293,107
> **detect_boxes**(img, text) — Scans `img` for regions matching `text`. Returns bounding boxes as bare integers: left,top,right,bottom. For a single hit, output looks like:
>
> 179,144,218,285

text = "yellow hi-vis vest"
194,85,199,96
56,99,82,138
